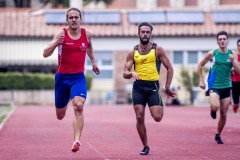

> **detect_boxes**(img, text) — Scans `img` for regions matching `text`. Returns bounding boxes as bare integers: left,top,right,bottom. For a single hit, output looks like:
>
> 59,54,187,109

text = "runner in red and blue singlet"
43,7,100,153
231,39,240,113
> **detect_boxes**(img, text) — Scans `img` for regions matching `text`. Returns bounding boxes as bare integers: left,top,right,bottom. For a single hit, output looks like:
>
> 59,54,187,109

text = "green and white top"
207,49,233,89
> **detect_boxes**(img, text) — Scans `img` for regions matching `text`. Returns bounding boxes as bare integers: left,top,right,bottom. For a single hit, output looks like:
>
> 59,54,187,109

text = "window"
188,51,198,64
173,51,183,64
86,70,112,79
83,11,121,24
102,60,112,66
45,11,66,24
166,10,204,24
128,11,166,24
212,10,240,24
44,11,121,24
85,51,113,79
173,50,207,66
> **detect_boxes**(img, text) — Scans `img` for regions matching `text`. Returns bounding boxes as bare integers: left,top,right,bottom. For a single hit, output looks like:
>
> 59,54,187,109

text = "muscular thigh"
209,90,220,107
149,105,163,118
220,97,231,114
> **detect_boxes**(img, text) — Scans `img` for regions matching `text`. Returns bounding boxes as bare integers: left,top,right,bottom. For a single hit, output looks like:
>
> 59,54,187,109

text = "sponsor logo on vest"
65,42,74,45
80,43,88,51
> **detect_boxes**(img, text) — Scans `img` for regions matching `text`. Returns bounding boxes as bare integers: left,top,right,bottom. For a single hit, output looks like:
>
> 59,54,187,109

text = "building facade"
0,0,240,105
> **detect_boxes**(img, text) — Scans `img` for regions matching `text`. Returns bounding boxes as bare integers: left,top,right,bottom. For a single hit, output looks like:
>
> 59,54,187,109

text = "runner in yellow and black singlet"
123,22,175,155
132,42,162,106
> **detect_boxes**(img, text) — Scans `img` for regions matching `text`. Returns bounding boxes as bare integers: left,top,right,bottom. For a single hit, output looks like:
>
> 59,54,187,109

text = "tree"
180,69,199,104
180,67,209,104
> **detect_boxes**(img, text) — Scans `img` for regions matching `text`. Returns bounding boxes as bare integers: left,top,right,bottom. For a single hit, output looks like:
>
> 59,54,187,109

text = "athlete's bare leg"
56,105,68,120
134,104,148,147
71,96,85,152
217,98,230,134
149,105,163,122
209,93,220,112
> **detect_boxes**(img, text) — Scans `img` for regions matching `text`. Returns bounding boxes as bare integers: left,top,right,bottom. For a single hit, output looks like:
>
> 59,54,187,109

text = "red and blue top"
57,28,89,74
231,54,240,82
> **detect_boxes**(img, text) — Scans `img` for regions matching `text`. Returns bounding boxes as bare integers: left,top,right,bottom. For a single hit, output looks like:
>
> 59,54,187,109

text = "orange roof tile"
0,7,240,38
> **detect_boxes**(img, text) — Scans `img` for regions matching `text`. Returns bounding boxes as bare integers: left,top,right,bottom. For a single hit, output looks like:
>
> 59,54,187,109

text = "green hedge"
0,72,92,90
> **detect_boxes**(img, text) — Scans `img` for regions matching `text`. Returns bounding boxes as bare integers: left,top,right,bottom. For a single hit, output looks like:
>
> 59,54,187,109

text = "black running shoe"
215,134,224,144
140,146,150,155
210,110,216,119
205,89,210,96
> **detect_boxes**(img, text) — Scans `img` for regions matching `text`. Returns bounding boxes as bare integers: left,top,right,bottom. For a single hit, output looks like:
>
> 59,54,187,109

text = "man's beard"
140,38,150,45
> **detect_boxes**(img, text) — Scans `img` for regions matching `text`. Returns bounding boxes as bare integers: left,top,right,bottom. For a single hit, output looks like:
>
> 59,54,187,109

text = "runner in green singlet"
197,31,240,144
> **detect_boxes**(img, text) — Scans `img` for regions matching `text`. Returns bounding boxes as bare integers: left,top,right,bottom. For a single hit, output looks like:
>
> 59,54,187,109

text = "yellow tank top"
133,43,161,81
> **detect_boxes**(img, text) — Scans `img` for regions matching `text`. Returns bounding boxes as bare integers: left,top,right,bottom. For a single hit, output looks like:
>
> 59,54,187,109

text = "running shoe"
233,106,239,113
205,89,210,96
71,140,81,152
140,146,150,155
215,134,224,144
210,110,217,119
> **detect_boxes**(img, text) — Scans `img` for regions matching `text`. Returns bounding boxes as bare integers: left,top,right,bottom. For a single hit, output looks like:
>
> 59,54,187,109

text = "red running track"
0,105,240,160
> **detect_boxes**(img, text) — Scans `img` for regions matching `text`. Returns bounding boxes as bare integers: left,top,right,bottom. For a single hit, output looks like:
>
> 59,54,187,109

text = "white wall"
93,37,239,51
1,37,238,63
0,39,58,64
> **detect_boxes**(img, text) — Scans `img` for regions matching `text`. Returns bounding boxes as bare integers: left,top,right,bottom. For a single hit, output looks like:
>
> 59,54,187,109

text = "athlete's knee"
136,114,144,123
220,112,227,120
211,104,219,111
56,107,67,120
73,100,84,113
153,114,163,122
56,113,65,120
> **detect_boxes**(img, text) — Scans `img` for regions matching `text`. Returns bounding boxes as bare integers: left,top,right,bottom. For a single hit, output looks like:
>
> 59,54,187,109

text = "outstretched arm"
156,46,175,97
43,30,64,58
86,30,100,75
197,51,213,89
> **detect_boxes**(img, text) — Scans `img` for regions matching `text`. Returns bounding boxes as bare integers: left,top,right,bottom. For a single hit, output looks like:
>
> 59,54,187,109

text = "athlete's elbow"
43,53,48,58
43,50,51,58
236,68,240,74
123,74,128,79
123,72,132,79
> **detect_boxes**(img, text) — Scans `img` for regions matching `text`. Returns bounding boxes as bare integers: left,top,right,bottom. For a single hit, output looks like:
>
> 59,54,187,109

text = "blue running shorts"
55,72,87,108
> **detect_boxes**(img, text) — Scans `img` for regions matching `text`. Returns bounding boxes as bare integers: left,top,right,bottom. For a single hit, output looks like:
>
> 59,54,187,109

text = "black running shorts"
132,80,163,107
232,81,240,104
209,87,231,99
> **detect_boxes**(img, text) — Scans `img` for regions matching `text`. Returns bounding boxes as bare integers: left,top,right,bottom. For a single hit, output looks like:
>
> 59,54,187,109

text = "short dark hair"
138,22,153,34
237,39,240,44
216,31,228,40
66,7,82,19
